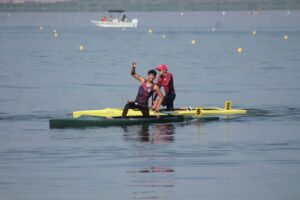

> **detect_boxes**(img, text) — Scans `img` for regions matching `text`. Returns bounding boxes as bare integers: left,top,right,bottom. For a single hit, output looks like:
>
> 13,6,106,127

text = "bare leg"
122,102,135,118
152,99,160,111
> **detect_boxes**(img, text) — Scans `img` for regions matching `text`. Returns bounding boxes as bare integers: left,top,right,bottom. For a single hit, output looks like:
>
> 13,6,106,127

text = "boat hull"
91,19,138,28
73,107,247,119
49,116,219,129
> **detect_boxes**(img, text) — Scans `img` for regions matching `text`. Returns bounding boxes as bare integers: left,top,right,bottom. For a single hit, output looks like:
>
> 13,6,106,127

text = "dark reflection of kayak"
122,123,177,143
49,115,219,129
128,167,175,173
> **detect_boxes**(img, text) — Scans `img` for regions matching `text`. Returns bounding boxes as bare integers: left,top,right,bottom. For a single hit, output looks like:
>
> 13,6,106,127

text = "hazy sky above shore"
0,0,69,2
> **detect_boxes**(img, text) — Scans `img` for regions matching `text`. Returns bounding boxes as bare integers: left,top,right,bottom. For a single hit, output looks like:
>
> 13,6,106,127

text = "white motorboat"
91,10,138,28
91,19,138,28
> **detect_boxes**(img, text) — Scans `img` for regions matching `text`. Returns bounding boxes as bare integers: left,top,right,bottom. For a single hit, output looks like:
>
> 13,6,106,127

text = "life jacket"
135,81,154,106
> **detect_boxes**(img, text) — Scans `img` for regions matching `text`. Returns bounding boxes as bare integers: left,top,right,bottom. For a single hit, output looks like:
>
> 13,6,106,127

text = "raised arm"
131,62,145,83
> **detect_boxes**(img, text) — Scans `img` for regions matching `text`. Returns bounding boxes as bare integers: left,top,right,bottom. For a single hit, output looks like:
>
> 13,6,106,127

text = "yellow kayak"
73,100,247,119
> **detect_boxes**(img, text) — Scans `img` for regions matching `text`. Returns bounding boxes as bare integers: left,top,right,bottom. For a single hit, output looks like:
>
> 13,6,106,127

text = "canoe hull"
49,116,219,129
73,107,247,119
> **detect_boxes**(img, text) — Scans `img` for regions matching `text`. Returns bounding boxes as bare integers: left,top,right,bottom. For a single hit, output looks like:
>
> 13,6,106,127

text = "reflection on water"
122,123,176,144
128,167,175,173
122,124,177,199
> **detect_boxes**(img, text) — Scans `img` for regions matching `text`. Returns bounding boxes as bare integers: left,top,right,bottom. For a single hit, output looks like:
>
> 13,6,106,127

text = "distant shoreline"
1,0,300,12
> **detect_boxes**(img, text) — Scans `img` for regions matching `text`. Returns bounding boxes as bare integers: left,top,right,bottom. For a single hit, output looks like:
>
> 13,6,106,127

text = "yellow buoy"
237,47,243,54
252,30,256,36
191,39,196,45
79,45,85,52
283,34,288,40
148,28,153,34
53,32,58,38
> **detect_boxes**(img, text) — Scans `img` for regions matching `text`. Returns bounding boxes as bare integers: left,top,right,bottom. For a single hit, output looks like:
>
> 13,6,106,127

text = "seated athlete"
152,64,176,111
122,62,164,118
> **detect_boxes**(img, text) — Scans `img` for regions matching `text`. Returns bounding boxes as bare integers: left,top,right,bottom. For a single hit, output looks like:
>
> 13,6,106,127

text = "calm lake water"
0,11,300,200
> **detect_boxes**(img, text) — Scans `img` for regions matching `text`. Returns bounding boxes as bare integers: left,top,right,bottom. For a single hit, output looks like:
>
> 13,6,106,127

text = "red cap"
156,64,168,71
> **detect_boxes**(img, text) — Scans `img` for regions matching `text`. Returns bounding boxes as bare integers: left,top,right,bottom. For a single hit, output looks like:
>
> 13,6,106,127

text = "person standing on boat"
101,16,107,22
152,64,176,111
121,14,126,22
122,62,164,118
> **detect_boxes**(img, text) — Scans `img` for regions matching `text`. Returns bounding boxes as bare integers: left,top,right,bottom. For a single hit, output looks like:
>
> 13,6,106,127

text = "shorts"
162,94,176,110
